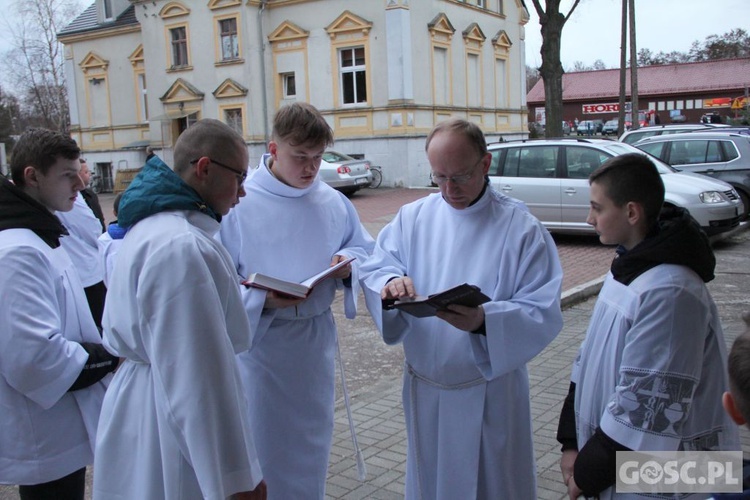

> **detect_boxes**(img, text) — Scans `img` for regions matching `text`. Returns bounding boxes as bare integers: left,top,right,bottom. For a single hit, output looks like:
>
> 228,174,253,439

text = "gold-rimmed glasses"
430,157,485,186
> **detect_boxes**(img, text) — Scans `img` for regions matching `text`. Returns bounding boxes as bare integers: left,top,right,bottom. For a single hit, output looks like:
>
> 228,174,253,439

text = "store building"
527,57,750,129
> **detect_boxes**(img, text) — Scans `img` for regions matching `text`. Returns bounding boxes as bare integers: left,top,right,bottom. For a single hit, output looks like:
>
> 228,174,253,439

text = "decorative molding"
208,0,242,10
79,52,109,73
492,29,512,56
268,20,309,43
213,78,249,98
462,23,486,45
427,13,455,40
385,0,409,9
326,10,373,40
159,1,191,19
160,78,205,103
128,45,144,68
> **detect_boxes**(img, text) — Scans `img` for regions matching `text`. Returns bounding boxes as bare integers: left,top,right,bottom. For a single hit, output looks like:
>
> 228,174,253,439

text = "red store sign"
582,103,622,114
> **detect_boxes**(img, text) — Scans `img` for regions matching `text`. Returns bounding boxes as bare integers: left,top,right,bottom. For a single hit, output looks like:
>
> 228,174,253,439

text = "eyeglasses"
191,157,247,184
430,157,485,186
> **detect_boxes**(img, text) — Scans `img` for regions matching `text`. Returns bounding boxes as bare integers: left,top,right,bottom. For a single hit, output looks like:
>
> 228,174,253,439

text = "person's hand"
327,255,352,280
381,276,416,300
230,480,267,499
435,304,485,332
263,290,305,309
567,476,582,499
560,450,582,499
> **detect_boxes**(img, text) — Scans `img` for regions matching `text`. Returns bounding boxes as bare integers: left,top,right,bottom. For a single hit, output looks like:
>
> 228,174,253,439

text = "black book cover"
389,283,491,318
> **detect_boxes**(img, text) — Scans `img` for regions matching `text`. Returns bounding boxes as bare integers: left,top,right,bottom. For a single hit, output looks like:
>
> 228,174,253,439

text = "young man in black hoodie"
0,128,118,499
557,153,739,498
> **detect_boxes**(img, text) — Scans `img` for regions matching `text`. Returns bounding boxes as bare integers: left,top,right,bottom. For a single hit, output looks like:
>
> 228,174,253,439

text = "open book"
242,257,355,299
386,283,491,318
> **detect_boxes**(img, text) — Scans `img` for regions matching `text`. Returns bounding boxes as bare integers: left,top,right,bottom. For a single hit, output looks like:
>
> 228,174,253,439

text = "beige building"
58,0,531,189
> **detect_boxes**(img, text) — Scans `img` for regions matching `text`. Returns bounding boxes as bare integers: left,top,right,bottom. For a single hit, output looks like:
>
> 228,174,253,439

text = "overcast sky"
525,0,748,70
0,0,745,84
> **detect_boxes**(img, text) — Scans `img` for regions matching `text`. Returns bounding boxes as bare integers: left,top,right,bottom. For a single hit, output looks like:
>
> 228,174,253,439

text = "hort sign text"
582,103,627,114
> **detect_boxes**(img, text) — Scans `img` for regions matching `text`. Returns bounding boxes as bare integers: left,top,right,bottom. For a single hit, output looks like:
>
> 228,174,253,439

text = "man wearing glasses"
360,119,564,498
93,119,266,499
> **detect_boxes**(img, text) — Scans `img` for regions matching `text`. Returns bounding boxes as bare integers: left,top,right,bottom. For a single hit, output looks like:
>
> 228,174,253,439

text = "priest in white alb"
359,119,564,499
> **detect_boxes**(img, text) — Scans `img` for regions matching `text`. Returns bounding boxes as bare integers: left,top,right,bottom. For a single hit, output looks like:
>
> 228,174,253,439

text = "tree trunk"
531,0,581,138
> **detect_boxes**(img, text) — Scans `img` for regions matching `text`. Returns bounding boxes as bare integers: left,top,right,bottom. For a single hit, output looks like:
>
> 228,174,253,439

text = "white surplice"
218,160,374,499
0,229,107,485
57,195,104,287
93,210,262,500
359,188,564,499
571,266,740,499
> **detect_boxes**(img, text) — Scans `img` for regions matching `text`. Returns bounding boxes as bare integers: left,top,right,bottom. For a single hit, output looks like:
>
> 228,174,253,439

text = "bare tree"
526,65,542,93
3,0,82,133
529,0,582,138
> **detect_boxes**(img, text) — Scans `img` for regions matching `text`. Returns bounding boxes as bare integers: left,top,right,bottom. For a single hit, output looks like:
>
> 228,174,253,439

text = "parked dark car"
576,120,604,135
633,131,750,220
602,119,619,136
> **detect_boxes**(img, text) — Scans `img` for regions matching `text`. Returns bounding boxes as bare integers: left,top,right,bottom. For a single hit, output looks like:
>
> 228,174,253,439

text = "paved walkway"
2,188,746,499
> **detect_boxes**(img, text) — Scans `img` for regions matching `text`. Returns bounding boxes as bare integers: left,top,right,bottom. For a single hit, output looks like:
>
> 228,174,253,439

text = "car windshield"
602,142,676,173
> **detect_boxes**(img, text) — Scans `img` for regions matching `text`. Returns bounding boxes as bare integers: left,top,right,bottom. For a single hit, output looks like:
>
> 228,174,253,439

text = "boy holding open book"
219,102,374,499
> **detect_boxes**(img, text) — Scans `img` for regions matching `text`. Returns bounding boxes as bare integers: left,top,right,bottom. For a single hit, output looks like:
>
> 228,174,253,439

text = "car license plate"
356,178,369,185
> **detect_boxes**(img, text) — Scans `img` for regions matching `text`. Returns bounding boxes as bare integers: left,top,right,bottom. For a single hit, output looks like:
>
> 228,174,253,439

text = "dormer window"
103,0,113,21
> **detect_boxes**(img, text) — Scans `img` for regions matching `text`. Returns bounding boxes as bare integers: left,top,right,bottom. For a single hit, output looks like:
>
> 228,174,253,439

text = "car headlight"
699,191,724,204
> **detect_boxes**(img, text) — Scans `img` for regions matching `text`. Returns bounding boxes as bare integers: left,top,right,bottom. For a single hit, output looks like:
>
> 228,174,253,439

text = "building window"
224,108,243,135
282,73,296,98
103,0,113,20
339,47,367,105
137,73,148,121
433,46,449,105
219,18,239,61
170,27,189,67
467,53,480,107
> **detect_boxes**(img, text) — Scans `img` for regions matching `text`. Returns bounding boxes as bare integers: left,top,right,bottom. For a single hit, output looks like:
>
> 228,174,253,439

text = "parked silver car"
618,123,728,145
633,131,750,220
487,138,743,235
319,150,373,195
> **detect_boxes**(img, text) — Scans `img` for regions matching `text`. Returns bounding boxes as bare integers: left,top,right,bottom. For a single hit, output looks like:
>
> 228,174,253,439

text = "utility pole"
617,0,627,136
629,0,639,130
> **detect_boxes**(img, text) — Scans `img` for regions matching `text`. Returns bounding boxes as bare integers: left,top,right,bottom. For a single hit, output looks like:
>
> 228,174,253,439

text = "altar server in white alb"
93,119,266,499
0,128,117,499
219,102,374,499
56,158,107,330
556,153,740,499
359,119,564,499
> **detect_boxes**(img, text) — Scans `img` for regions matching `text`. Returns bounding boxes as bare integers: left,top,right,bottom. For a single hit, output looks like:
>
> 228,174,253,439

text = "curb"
558,222,748,311
561,275,606,309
